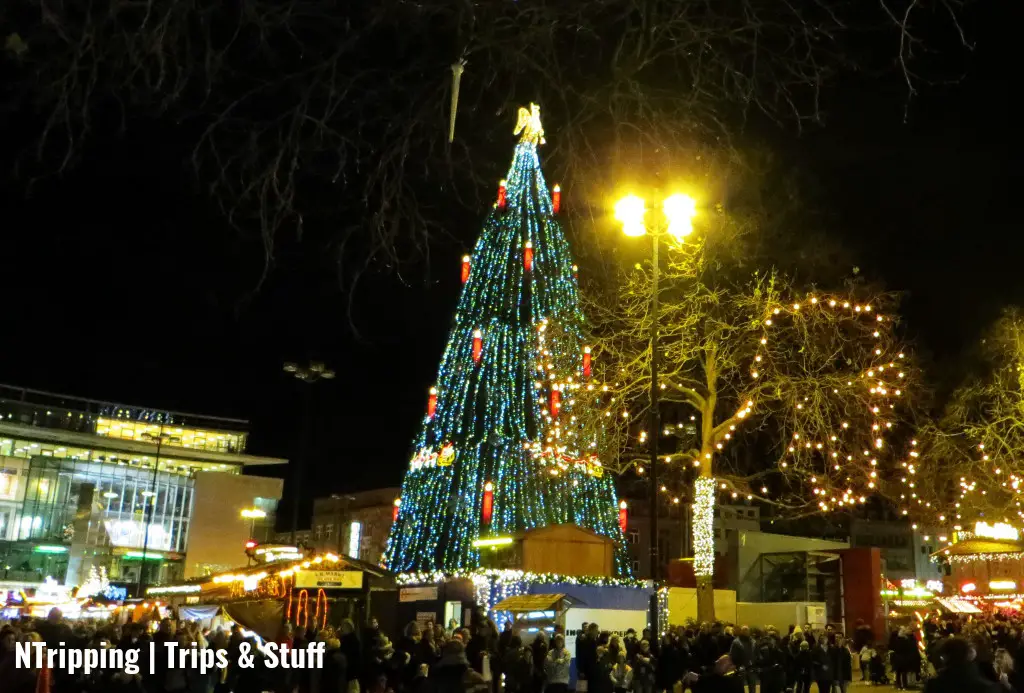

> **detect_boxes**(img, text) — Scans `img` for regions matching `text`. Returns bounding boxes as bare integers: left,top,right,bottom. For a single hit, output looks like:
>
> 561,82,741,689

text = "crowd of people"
2,607,1024,693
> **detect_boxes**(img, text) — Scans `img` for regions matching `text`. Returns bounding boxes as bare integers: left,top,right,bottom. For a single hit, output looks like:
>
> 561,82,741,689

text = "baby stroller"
869,653,890,685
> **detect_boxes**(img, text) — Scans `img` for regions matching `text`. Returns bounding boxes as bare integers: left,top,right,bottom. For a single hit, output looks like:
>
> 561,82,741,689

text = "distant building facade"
0,383,286,590
184,472,284,578
309,488,400,565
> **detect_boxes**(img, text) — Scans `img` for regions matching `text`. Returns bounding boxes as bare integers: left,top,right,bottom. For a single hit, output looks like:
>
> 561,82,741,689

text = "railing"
0,383,250,456
0,383,249,432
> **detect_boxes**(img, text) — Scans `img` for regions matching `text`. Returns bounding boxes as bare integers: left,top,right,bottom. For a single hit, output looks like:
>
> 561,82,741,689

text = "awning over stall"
493,593,580,612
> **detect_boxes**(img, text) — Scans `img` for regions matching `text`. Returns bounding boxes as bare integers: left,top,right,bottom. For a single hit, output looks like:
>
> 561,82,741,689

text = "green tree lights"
384,105,630,576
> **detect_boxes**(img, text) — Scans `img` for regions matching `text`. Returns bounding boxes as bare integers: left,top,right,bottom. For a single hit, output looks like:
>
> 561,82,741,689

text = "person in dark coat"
577,623,600,686
854,620,874,653
729,626,756,693
530,632,549,693
433,640,489,693
813,638,833,693
317,638,348,693
757,634,786,693
793,640,813,693
655,634,682,693
338,619,362,690
589,647,615,693
502,635,533,693
925,637,1000,693
830,634,853,693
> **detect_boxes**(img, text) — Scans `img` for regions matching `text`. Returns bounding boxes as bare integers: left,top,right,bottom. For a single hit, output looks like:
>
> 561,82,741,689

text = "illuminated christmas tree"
384,104,630,576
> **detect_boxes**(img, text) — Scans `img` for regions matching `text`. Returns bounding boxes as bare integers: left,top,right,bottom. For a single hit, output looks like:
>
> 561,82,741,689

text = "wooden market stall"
933,521,1024,611
146,551,397,640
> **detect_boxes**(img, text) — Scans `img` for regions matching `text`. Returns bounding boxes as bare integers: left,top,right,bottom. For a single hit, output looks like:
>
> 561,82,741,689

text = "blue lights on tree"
384,104,630,576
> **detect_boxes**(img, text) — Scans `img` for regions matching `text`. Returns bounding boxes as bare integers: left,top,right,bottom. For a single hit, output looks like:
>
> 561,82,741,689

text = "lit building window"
348,521,362,559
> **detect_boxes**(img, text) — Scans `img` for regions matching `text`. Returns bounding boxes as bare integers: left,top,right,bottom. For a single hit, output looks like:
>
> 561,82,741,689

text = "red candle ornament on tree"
497,180,508,209
552,184,561,214
461,255,471,284
572,264,579,279
393,498,401,522
482,481,494,524
583,346,592,378
524,241,534,271
472,330,483,363
550,386,561,418
427,387,438,419
619,500,628,533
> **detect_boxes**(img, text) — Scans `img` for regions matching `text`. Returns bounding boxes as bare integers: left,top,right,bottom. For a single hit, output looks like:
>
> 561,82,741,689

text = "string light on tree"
693,477,716,577
592,258,918,621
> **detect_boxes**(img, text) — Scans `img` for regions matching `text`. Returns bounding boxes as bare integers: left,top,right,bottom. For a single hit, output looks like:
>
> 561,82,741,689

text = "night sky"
0,2,1019,529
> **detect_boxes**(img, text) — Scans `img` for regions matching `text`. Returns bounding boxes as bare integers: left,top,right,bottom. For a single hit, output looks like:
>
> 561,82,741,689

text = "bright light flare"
615,195,647,237
663,194,697,241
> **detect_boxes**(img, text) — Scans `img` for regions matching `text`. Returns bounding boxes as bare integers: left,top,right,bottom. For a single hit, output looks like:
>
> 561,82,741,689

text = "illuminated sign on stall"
990,580,1017,591
975,522,1020,541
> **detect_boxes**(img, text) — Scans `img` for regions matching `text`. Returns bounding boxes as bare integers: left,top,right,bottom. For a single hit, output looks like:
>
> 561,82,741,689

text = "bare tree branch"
1,0,972,274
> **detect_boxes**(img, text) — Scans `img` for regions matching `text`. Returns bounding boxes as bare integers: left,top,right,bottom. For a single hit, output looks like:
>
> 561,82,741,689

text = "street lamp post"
241,508,267,565
241,508,268,539
137,431,180,597
614,193,697,637
283,361,335,545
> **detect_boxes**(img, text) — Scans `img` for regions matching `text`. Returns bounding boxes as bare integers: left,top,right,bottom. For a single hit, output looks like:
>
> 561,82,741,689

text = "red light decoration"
297,589,309,628
497,180,507,209
619,500,628,533
572,264,579,279
550,387,561,418
314,589,328,630
472,330,483,363
524,241,534,271
427,387,438,418
482,481,494,524
552,184,561,214
392,498,401,522
583,346,592,378
461,255,471,284
245,540,257,550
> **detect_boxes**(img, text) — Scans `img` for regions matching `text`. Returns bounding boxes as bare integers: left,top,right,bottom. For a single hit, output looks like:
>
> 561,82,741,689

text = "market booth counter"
146,552,397,640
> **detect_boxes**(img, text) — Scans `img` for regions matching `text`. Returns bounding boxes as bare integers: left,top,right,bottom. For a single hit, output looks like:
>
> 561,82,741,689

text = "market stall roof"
492,593,580,612
932,538,1024,558
147,551,394,596
936,597,983,614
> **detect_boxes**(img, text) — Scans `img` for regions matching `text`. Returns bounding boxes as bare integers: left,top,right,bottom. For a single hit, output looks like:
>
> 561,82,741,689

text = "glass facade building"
0,384,285,590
